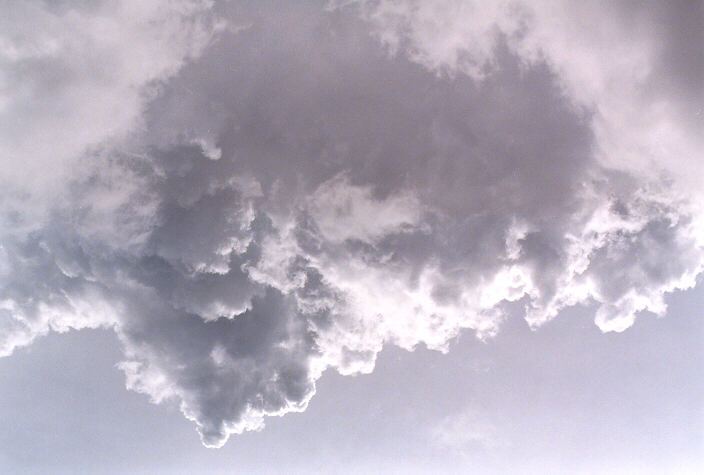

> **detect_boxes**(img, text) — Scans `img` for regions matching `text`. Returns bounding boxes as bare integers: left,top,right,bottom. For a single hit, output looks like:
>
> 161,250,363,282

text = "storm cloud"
1,0,702,447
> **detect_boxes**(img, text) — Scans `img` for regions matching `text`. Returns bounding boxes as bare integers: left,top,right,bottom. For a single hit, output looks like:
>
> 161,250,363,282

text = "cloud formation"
431,406,500,454
1,0,702,447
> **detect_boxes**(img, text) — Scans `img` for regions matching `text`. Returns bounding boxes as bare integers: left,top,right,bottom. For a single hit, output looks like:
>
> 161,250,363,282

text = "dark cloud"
1,0,701,447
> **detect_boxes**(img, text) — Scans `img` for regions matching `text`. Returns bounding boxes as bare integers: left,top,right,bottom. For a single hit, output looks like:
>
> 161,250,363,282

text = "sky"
0,1,702,473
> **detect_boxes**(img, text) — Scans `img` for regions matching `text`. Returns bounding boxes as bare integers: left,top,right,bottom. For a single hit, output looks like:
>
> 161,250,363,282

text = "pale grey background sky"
2,285,702,474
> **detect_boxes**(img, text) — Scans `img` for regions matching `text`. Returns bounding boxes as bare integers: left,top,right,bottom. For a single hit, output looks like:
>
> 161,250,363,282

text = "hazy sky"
1,1,702,473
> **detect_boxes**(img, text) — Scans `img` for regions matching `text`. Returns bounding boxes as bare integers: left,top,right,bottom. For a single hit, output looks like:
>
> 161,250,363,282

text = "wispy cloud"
430,406,502,455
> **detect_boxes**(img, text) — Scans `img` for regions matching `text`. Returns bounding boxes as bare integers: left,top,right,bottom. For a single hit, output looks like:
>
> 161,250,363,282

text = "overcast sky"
1,1,702,473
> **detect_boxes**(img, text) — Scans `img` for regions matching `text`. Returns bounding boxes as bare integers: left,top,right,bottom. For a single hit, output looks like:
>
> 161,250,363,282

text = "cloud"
1,1,702,447
430,406,500,453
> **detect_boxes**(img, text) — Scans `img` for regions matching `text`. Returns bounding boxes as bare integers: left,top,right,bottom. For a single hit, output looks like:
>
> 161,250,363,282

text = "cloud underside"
1,0,702,447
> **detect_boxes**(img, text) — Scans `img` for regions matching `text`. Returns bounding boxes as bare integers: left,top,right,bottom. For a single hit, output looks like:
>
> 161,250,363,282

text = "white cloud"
307,173,422,244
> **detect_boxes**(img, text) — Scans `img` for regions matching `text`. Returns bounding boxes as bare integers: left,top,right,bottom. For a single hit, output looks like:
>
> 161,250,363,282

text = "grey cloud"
117,288,316,448
1,0,702,447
